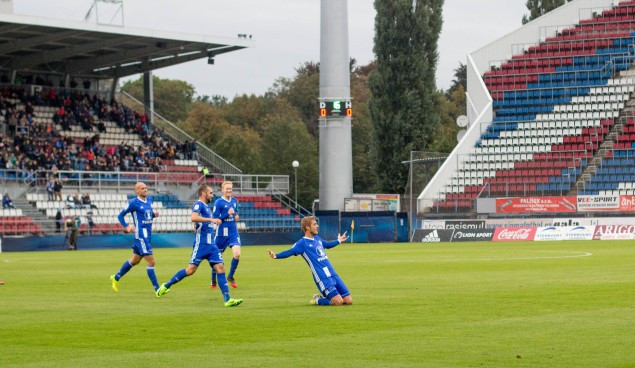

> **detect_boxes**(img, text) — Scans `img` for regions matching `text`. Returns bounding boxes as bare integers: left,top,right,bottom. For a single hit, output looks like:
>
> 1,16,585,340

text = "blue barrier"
315,210,339,240
341,211,396,243
0,231,304,252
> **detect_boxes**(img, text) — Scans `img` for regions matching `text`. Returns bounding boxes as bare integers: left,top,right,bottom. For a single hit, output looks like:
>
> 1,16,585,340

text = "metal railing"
0,169,289,195
271,187,312,216
117,90,242,175
0,169,38,185
0,82,113,100
198,173,290,195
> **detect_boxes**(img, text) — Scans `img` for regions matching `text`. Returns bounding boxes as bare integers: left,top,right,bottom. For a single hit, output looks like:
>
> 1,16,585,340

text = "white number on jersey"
323,267,331,277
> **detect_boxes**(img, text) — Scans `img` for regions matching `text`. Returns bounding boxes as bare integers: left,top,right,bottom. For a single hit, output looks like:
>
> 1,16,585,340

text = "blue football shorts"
190,243,223,266
215,234,241,252
319,275,350,299
132,238,153,256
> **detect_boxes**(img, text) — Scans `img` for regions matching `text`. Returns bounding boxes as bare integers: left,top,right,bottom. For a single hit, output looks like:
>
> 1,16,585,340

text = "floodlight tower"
318,0,353,211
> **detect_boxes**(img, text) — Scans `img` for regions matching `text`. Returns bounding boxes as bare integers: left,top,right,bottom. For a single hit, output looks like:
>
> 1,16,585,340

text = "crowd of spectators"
0,87,200,177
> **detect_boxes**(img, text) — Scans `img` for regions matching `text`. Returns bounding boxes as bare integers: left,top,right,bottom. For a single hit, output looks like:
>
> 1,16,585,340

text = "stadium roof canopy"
0,12,251,79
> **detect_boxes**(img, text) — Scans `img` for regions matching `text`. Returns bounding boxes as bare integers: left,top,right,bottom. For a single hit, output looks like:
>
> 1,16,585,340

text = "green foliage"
120,75,195,122
259,106,319,206
369,0,444,193
522,0,572,24
350,63,379,193
222,94,270,134
274,62,321,137
446,62,466,98
2,242,634,367
196,94,228,107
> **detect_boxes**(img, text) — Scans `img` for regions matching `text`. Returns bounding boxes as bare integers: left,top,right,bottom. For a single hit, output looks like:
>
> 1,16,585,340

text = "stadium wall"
0,232,303,252
419,0,616,209
0,211,412,251
413,224,635,242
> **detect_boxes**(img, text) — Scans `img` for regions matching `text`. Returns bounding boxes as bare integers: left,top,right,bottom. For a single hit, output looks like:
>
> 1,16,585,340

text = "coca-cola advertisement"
593,225,635,240
496,196,577,213
492,227,537,242
618,195,635,212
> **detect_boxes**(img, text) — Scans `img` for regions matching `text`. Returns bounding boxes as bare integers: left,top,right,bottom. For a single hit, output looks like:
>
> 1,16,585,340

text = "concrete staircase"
12,198,58,234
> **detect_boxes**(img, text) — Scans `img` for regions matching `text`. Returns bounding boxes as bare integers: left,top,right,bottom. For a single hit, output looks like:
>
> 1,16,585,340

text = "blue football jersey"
118,197,155,240
275,235,341,285
192,200,216,245
213,197,239,237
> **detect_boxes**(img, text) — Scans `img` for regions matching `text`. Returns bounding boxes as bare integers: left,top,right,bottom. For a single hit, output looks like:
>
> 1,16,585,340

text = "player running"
268,216,352,306
156,184,242,307
210,181,241,289
110,182,160,293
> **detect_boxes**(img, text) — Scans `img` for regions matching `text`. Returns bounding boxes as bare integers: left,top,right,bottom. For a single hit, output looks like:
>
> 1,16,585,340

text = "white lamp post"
292,160,299,209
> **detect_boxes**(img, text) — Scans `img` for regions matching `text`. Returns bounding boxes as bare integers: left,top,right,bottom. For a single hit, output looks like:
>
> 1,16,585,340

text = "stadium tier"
430,1,635,212
25,192,299,234
0,208,42,235
0,86,300,236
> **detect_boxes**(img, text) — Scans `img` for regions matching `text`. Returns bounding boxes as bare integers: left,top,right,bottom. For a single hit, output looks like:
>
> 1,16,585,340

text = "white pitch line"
381,251,593,263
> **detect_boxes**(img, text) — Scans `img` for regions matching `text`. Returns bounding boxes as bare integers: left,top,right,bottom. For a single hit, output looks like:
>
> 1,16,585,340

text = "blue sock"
115,260,133,281
146,266,159,291
211,269,217,284
217,272,230,302
317,298,331,306
166,269,188,289
228,258,239,278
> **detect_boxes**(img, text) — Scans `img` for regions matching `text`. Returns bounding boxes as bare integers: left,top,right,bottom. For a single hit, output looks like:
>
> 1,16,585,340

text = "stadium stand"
0,208,42,235
0,10,305,237
0,85,301,235
0,87,200,177
429,0,635,212
25,192,299,234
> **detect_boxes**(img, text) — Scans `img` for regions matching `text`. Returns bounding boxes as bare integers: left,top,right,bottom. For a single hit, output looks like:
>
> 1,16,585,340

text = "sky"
13,0,528,99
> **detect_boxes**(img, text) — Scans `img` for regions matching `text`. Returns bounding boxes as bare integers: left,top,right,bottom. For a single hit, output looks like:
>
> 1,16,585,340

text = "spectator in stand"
82,193,98,209
191,140,198,161
183,140,192,160
73,193,82,208
53,178,63,201
2,193,15,209
86,211,95,235
55,208,63,233
66,194,76,209
7,110,18,135
48,87,56,106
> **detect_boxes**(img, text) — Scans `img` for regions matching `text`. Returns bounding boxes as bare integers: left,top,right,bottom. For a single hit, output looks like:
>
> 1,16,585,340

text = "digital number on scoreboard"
319,100,352,117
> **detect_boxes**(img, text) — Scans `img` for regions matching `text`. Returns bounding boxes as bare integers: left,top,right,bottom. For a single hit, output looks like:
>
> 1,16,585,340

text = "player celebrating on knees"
268,216,352,306
156,184,242,307
110,182,160,293
210,181,241,289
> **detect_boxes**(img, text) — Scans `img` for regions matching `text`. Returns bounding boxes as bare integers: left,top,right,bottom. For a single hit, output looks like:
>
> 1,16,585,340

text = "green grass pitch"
1,240,634,367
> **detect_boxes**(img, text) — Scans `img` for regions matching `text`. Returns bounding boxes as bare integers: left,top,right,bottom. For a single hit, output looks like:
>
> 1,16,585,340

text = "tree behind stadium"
369,0,443,193
522,0,573,24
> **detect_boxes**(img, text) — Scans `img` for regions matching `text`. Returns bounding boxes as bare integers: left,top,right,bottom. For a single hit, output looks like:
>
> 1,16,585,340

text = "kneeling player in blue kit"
268,216,352,306
156,184,242,307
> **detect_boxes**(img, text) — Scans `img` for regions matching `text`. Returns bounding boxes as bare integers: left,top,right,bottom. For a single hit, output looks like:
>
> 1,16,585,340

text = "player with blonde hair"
268,216,351,306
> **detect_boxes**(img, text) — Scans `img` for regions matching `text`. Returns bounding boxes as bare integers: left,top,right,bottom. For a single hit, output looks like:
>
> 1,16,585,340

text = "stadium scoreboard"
319,99,352,117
